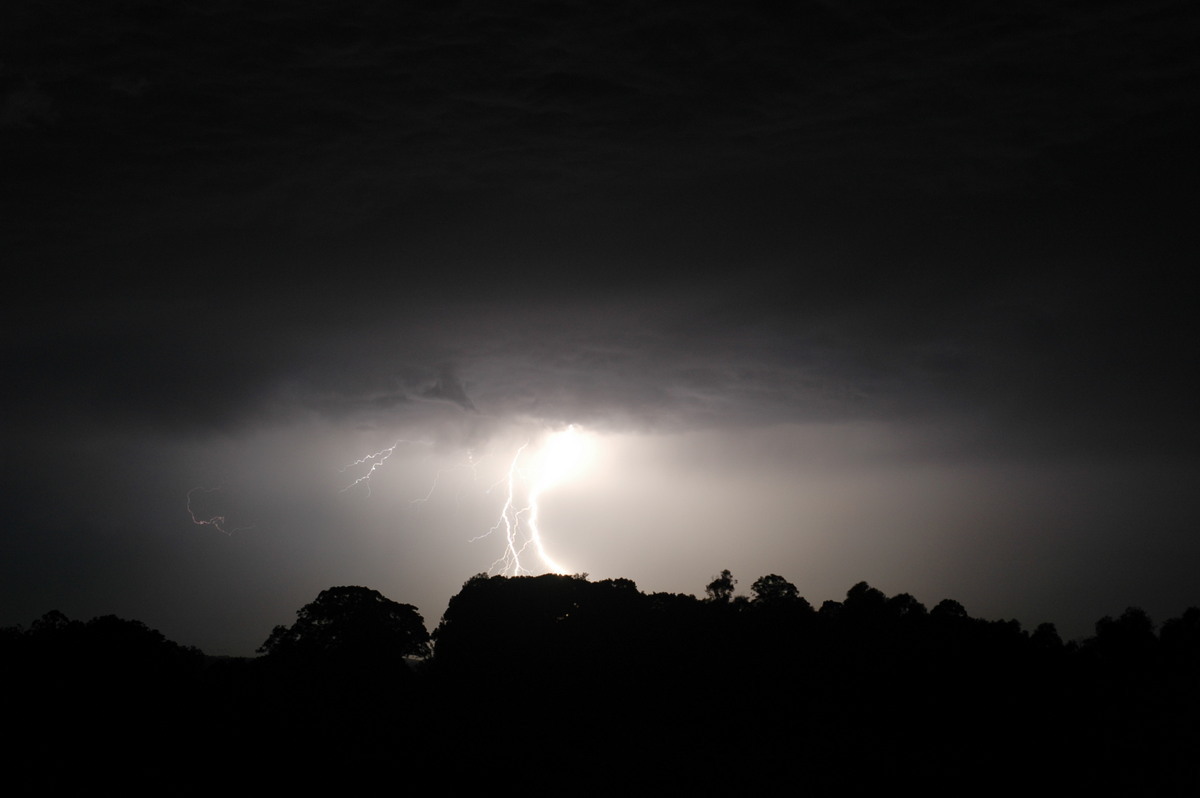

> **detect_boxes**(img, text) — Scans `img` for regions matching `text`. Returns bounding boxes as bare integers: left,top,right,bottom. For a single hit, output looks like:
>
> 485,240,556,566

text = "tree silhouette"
750,574,801,606
705,569,737,603
258,585,430,662
1030,622,1063,650
844,581,887,618
1161,607,1200,666
432,573,598,675
1090,606,1157,666
885,592,927,619
930,598,969,621
8,575,1200,792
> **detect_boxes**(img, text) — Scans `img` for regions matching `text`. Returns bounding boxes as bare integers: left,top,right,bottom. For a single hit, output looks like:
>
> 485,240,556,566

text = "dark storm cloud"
6,0,1194,235
419,367,477,412
2,0,1196,451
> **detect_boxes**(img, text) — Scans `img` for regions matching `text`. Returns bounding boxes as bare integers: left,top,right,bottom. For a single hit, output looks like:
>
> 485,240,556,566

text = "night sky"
4,1,1198,655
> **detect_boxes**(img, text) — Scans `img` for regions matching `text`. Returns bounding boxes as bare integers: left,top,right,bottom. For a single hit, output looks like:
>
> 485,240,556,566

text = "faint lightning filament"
339,439,418,496
187,486,253,535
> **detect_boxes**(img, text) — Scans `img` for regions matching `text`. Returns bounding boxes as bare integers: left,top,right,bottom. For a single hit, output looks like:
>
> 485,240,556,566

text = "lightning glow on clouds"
340,423,597,576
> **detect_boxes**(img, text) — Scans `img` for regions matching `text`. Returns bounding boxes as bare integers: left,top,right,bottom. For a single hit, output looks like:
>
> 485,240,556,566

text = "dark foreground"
6,574,1198,793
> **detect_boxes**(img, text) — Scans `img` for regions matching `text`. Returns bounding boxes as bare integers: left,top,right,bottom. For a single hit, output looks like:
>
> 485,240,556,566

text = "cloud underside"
5,1,1194,242
2,0,1195,459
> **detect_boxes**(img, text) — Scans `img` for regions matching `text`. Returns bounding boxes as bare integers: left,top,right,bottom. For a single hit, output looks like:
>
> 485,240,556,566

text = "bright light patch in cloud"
340,421,600,576
160,416,1200,652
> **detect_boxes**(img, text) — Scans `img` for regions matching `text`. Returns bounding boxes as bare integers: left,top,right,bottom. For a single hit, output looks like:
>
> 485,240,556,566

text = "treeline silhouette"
5,574,1199,792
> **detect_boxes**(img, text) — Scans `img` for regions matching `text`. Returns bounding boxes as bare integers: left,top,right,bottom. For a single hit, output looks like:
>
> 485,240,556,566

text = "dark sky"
4,0,1198,654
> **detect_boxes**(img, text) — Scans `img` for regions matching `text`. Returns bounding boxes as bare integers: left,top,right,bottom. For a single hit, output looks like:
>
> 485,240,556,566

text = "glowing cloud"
342,423,596,576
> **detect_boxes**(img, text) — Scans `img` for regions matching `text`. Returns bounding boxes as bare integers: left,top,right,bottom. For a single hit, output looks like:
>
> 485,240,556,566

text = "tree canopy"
750,574,802,606
258,585,430,662
705,569,737,603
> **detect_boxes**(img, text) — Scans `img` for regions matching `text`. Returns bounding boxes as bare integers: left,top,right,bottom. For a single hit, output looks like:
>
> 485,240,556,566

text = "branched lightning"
472,440,569,576
339,439,421,496
339,439,481,505
342,425,588,576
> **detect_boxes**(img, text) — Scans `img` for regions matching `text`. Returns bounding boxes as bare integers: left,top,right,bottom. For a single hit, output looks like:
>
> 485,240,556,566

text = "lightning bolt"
187,486,254,535
339,439,481,505
339,439,424,496
343,425,587,576
473,441,568,576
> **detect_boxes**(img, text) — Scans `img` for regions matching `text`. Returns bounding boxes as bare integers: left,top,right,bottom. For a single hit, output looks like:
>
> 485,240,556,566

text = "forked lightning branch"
339,425,591,576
